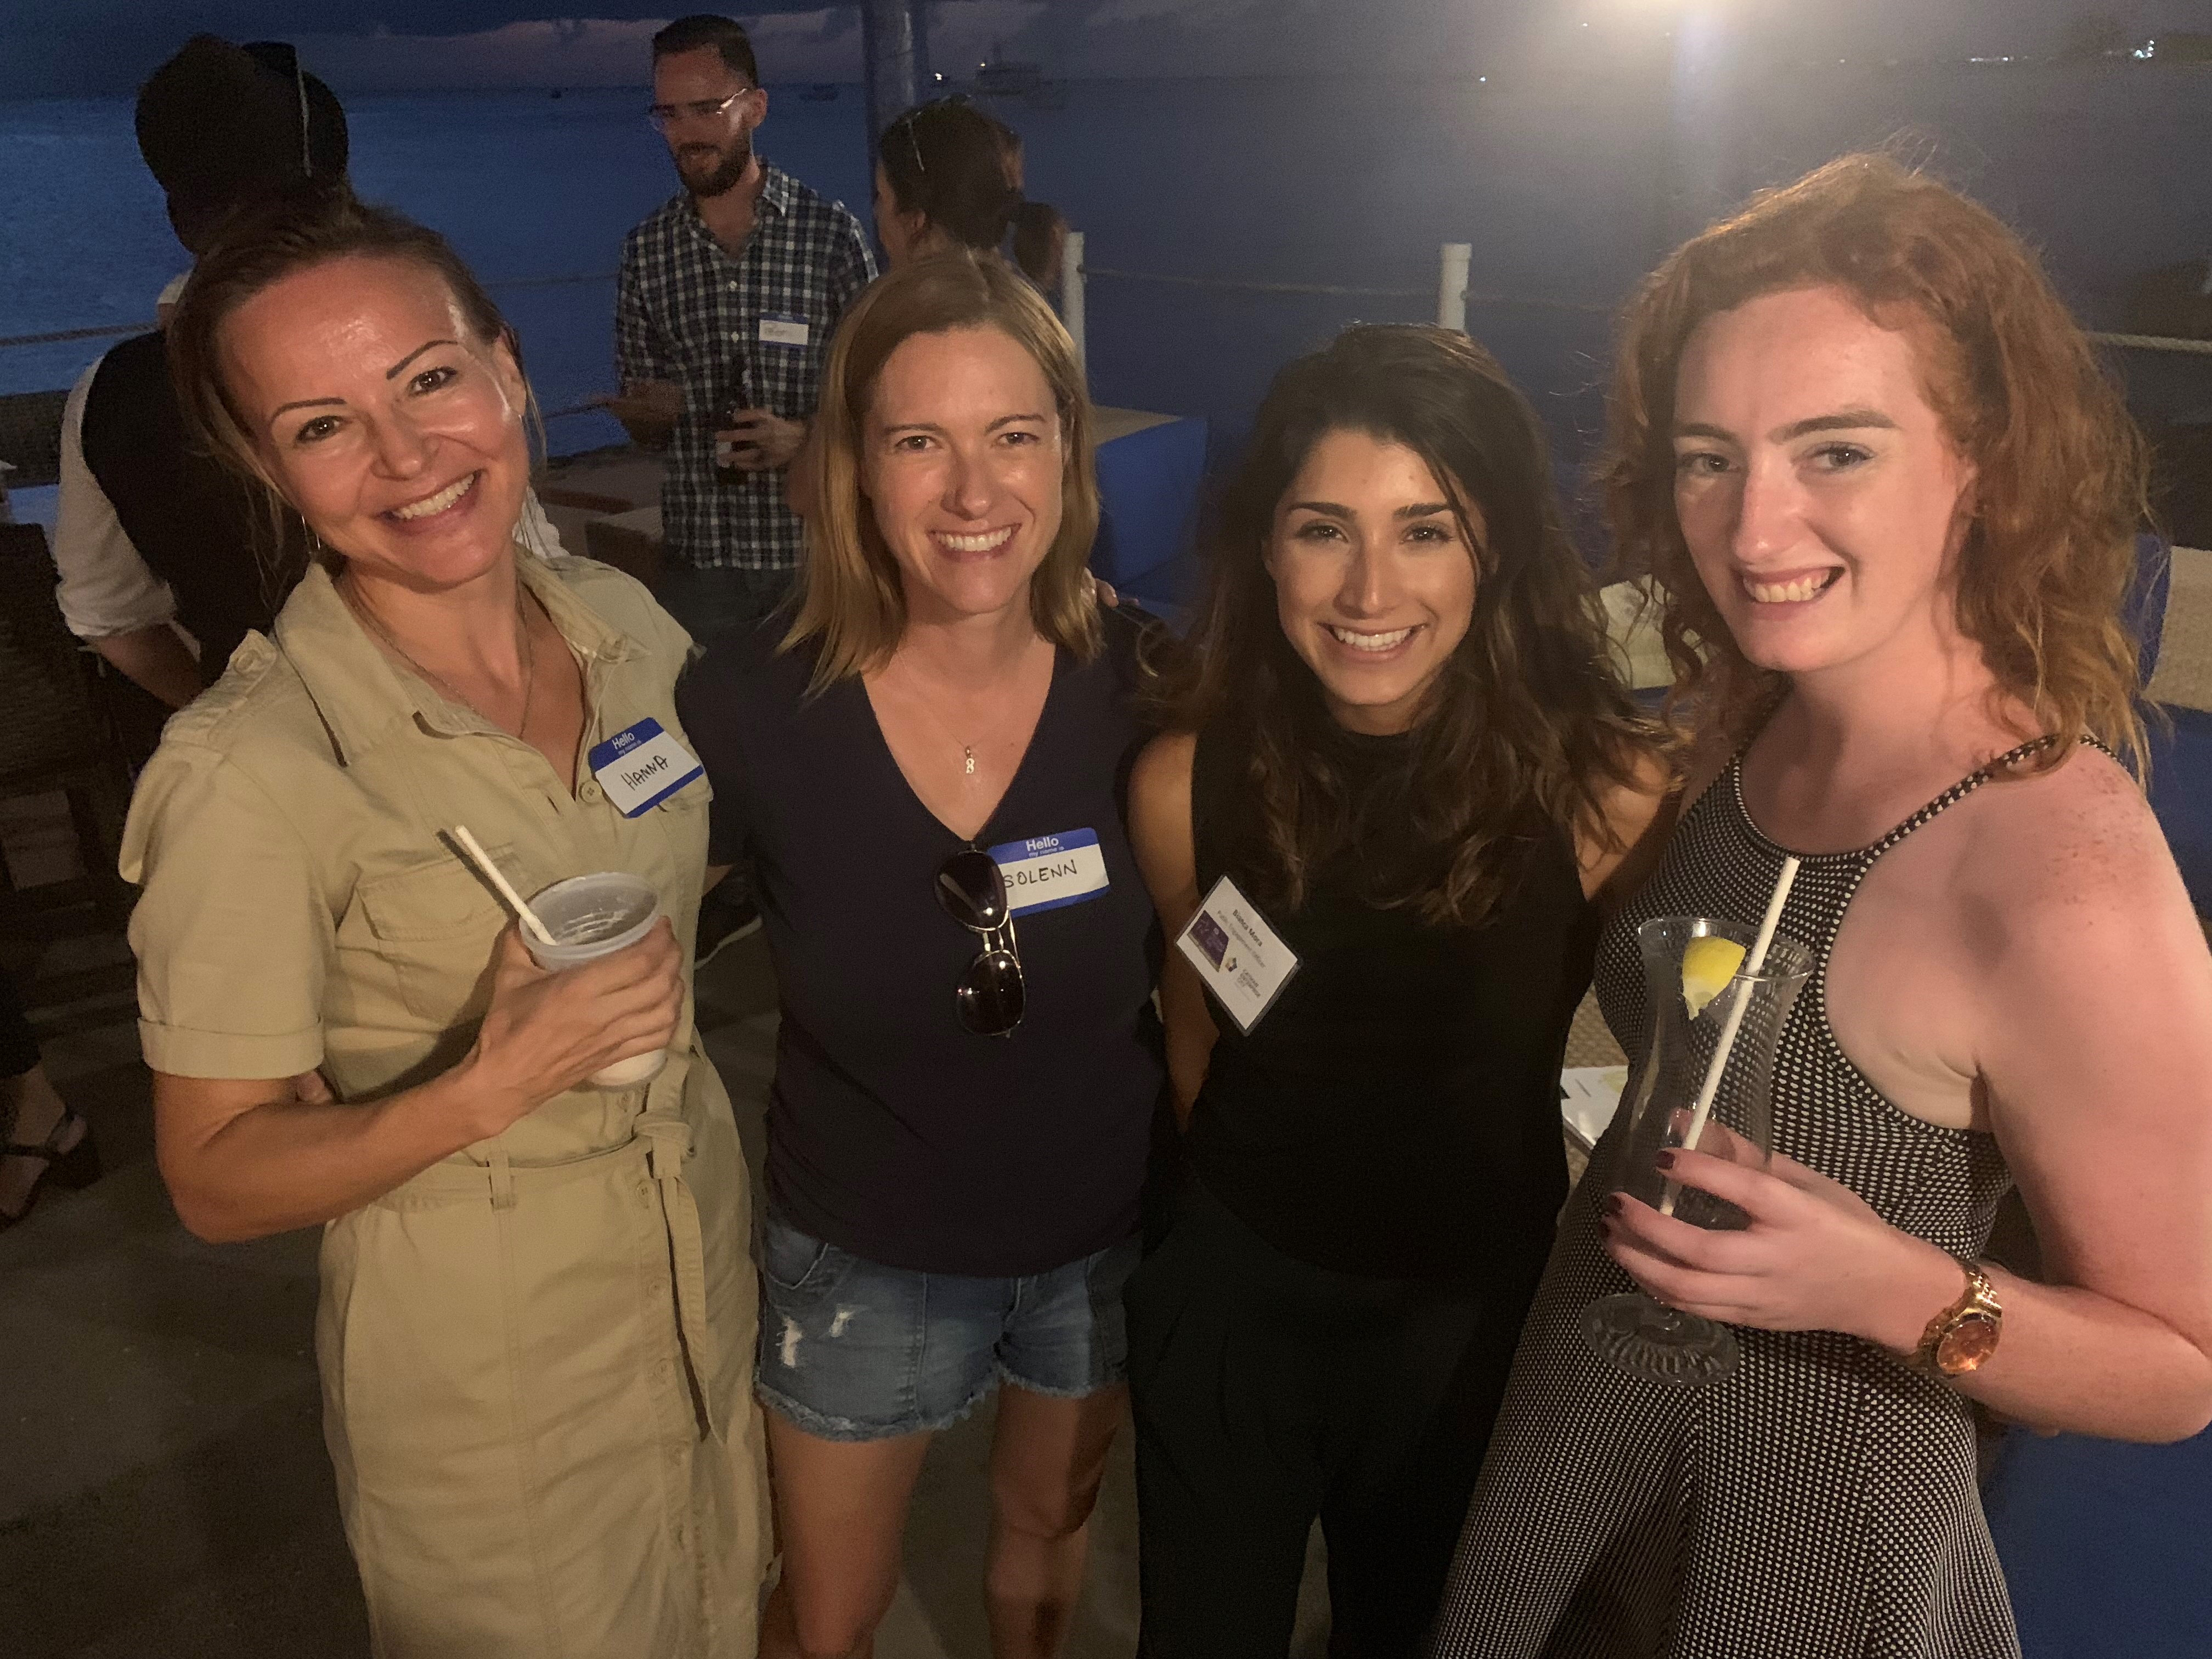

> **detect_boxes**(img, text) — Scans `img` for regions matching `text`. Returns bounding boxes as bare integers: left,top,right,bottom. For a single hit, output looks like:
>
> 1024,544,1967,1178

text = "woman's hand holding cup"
461,918,684,1139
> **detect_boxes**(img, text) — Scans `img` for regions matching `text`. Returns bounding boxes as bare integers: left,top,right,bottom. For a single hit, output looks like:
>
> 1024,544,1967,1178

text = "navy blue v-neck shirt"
677,610,1165,1276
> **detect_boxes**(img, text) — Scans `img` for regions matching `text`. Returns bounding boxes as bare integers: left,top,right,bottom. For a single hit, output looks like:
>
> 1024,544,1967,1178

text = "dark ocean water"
3,61,2208,488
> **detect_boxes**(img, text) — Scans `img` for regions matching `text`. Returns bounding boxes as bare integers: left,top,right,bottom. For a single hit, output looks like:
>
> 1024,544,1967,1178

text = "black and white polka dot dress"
1431,747,2035,1659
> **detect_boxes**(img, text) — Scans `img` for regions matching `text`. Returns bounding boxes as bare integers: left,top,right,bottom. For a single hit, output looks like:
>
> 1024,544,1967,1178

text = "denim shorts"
754,1208,1138,1442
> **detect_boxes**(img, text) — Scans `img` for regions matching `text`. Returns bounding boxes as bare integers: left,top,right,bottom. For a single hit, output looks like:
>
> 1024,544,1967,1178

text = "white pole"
1437,242,1471,332
1062,229,1087,374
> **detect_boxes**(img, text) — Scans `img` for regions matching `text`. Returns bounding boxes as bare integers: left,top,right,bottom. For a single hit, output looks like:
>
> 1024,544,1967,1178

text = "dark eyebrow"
269,396,343,425
1283,500,1453,520
1774,409,1895,442
1673,410,1898,444
264,339,461,428
387,339,458,380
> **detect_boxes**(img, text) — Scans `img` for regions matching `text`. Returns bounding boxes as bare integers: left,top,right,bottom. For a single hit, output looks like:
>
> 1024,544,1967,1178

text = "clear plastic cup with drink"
523,871,669,1090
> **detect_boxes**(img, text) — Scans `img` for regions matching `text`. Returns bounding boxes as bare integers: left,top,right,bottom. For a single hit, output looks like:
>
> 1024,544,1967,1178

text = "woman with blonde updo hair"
1434,155,2212,1659
132,186,765,1656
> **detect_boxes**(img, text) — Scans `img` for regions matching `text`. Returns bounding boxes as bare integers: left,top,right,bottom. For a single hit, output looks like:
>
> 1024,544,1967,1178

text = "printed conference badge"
987,828,1111,917
1174,874,1301,1034
588,718,705,817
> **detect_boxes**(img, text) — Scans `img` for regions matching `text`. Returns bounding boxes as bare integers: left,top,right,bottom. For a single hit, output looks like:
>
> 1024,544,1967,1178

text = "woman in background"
787,101,1068,523
1124,324,1668,1657
0,975,98,1230
873,98,1066,289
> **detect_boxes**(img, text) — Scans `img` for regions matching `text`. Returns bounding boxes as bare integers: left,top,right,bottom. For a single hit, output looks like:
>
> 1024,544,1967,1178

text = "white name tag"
587,718,704,817
758,313,810,348
988,828,1110,917
1174,874,1301,1034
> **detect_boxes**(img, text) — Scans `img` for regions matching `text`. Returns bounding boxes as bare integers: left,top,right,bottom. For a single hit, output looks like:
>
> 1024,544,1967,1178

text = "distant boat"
973,57,1046,97
799,83,840,103
961,41,1066,109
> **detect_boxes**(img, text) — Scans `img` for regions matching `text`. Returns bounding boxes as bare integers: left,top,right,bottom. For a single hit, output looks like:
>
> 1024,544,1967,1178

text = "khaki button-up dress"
122,556,769,1658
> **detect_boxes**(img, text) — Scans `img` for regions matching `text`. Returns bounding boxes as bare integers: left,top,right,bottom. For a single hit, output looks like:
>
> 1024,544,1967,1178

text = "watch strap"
1913,1256,2002,1376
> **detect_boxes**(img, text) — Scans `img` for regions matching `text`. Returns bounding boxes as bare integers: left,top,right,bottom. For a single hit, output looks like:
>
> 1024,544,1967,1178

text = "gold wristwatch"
1914,1257,2004,1377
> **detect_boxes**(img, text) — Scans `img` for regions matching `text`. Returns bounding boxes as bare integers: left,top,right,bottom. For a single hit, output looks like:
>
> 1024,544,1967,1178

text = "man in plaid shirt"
614,13,876,645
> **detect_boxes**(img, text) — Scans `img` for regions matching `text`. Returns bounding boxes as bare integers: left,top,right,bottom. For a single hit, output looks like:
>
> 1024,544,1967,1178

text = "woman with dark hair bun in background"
873,98,1066,289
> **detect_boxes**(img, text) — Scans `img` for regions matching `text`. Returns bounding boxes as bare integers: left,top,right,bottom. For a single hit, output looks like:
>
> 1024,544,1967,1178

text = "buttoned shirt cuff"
138,1019,323,1081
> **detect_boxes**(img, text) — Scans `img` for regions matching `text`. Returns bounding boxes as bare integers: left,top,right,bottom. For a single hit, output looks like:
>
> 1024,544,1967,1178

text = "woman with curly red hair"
1434,155,2212,1658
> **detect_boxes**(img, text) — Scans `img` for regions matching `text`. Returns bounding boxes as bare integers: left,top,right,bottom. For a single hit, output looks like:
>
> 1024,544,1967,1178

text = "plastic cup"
522,871,668,1090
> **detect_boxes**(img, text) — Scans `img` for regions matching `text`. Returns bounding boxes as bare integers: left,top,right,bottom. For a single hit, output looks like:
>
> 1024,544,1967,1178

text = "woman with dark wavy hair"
1122,323,1668,1657
1434,155,2212,1658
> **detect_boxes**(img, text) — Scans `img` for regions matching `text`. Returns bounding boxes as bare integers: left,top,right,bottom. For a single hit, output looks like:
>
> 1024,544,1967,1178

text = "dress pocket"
354,848,523,1023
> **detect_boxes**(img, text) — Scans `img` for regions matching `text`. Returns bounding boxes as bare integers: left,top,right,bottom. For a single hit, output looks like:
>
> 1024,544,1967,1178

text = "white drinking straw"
1660,854,1802,1218
450,824,561,949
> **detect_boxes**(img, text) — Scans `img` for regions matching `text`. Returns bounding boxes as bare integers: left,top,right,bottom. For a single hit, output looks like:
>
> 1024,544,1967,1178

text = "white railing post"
1437,242,1471,332
1062,229,1087,374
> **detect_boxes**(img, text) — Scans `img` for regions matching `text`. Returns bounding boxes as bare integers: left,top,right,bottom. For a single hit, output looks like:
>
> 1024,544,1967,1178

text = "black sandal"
0,1110,101,1231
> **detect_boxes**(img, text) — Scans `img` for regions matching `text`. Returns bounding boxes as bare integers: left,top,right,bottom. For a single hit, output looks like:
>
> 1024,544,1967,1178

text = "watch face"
1937,1312,2001,1375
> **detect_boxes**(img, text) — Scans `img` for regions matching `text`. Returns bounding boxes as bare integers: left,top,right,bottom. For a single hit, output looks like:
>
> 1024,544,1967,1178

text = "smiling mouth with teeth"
1325,624,1418,652
933,527,1017,555
388,472,479,523
1742,569,1842,605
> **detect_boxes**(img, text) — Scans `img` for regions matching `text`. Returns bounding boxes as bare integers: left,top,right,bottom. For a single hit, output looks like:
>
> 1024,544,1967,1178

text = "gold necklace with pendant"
341,570,538,738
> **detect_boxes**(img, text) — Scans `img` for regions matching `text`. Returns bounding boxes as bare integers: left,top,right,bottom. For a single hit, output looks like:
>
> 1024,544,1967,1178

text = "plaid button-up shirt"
617,163,876,572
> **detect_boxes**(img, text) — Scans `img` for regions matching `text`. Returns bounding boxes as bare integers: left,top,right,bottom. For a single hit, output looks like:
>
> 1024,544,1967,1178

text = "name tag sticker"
758,313,810,348
588,718,704,817
987,828,1110,917
1175,874,1301,1034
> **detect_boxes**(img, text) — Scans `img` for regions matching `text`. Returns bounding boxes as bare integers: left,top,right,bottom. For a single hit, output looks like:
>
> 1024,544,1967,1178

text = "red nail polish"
1655,1150,1677,1172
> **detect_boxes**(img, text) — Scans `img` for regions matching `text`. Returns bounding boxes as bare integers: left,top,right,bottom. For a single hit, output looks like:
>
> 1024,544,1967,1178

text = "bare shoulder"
1599,743,1677,840
1130,730,1197,840
1962,743,2188,925
1127,731,1199,905
1579,739,1681,904
1949,743,2207,1038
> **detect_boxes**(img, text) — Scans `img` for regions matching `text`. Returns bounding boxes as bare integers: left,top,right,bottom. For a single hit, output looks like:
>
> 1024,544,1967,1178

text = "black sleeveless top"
81,331,308,684
1186,718,1599,1279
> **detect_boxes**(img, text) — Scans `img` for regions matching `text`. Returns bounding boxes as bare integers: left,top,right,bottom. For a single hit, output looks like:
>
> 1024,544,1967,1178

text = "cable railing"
6,247,2205,375
0,268,621,356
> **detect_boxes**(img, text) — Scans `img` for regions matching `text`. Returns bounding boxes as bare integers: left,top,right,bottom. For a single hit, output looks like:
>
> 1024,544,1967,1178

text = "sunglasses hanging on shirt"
935,848,1024,1039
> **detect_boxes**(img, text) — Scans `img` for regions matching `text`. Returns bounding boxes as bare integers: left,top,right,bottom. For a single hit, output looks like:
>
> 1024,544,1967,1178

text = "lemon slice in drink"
1681,935,1747,1020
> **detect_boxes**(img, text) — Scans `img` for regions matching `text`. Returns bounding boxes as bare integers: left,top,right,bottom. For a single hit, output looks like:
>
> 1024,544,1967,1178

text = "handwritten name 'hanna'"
620,753,671,791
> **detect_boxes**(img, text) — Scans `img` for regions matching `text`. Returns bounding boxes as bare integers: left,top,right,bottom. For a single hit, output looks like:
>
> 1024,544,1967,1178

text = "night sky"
4,1,2206,98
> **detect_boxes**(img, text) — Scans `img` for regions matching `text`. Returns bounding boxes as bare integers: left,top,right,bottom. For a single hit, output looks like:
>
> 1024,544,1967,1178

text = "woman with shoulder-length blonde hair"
677,249,1166,1659
1435,154,2212,1659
